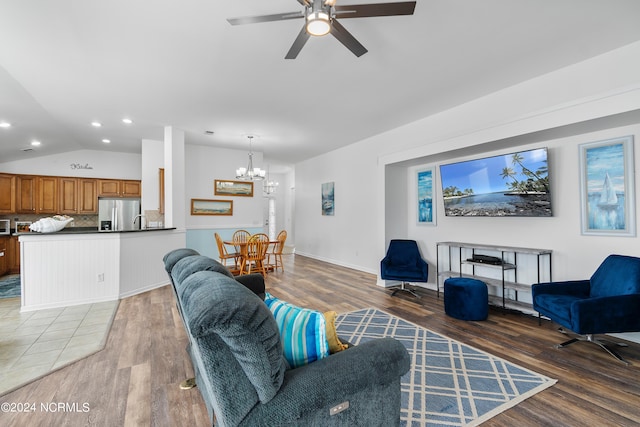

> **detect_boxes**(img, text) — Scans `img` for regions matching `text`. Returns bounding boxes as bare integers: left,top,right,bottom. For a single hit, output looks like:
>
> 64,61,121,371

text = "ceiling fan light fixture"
306,11,330,36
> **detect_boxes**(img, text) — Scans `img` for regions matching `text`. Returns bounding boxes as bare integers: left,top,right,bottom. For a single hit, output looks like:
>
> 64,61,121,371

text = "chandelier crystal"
236,136,265,181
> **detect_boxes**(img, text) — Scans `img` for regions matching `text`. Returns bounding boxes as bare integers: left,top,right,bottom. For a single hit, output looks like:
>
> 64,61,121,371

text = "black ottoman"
444,277,488,321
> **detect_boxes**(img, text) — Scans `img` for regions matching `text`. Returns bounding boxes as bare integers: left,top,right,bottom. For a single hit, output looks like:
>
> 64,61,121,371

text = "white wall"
295,141,381,273
405,123,640,283
0,149,141,179
294,41,640,279
185,144,265,229
283,169,296,246
141,139,164,213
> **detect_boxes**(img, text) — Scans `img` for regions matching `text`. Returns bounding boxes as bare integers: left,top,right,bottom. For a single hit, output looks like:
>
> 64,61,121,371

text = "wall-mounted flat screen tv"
439,147,551,217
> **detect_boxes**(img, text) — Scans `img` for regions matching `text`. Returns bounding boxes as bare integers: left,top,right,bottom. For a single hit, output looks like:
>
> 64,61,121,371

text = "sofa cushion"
163,248,200,275
180,271,287,403
264,293,330,368
172,255,235,302
533,294,584,330
324,311,348,353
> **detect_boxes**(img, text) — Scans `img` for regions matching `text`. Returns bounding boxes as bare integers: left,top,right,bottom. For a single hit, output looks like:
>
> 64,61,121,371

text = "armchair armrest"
235,273,266,300
532,280,591,299
242,337,410,426
571,294,640,334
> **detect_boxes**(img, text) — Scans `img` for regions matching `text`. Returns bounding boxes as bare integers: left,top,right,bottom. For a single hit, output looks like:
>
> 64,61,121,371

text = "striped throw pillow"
264,294,329,368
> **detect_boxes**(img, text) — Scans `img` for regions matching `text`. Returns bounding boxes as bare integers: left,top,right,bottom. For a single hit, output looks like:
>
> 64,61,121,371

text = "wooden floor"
2,254,640,426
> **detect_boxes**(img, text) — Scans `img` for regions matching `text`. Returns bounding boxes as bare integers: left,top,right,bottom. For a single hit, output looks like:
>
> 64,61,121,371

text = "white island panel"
20,233,121,311
19,229,185,312
118,230,185,297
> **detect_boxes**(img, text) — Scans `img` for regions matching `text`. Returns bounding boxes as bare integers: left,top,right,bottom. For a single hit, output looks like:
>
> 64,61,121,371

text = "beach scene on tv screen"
440,148,551,217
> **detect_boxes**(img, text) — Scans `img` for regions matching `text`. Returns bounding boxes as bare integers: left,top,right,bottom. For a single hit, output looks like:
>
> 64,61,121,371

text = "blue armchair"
532,254,640,364
381,239,429,298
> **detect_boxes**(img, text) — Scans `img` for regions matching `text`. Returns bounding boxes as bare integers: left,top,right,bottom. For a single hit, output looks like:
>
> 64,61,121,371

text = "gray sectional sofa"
163,248,410,426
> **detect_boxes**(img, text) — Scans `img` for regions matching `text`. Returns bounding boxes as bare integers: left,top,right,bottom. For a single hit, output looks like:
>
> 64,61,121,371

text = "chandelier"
263,165,279,195
236,135,265,181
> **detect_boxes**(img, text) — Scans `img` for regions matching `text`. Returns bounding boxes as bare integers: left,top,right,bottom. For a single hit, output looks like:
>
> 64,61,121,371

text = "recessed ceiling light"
122,118,133,124
0,122,11,128
91,121,102,127
31,140,41,146
102,139,111,143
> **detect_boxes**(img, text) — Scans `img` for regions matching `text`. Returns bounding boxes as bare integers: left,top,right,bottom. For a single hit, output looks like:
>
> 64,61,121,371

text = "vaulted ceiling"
2,0,640,168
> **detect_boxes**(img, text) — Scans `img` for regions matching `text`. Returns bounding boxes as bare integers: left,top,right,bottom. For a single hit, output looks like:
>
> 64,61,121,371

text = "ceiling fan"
227,0,417,59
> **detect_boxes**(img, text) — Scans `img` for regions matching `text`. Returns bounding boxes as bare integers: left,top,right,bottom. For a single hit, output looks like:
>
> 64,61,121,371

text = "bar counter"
18,227,185,312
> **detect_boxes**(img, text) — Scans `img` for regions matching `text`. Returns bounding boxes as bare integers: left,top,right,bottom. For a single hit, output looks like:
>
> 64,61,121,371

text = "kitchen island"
18,227,184,312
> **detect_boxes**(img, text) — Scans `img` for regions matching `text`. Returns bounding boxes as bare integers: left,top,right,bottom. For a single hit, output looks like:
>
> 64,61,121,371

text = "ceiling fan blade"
227,11,304,26
285,25,311,59
334,1,416,18
330,19,368,57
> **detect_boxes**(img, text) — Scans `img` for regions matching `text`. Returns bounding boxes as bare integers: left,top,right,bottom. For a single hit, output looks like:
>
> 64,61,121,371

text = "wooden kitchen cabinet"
97,179,120,197
0,236,7,276
4,174,136,214
59,177,98,214
121,180,141,197
78,179,98,213
159,168,165,214
59,177,78,214
7,236,19,274
38,176,58,214
16,175,58,214
97,179,141,197
16,175,37,213
0,174,16,214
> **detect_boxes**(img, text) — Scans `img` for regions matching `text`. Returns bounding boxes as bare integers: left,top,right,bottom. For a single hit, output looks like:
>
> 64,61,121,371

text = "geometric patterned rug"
335,308,557,427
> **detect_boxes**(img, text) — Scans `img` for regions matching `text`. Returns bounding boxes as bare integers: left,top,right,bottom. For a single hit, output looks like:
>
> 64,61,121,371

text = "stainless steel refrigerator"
98,198,142,231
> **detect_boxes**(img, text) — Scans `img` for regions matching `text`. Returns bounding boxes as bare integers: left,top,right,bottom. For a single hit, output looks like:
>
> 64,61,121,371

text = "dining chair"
232,229,252,267
214,232,240,271
232,229,251,243
232,229,251,252
241,233,270,276
267,230,287,272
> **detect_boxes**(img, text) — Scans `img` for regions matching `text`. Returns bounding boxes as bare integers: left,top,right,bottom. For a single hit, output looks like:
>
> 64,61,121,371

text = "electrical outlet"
97,273,104,282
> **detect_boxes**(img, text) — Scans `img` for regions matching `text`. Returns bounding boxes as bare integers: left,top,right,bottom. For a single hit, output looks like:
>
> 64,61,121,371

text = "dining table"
223,238,278,274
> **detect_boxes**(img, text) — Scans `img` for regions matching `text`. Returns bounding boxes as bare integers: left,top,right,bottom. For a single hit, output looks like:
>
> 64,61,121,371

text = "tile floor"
0,296,118,396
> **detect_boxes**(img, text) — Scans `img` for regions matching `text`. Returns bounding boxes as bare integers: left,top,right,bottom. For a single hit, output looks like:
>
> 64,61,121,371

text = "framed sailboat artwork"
579,136,635,236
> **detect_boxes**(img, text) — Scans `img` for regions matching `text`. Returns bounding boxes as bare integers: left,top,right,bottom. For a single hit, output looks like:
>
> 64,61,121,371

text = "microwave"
0,219,9,235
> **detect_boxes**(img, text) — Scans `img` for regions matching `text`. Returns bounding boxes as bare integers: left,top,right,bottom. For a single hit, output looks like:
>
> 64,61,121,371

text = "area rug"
0,274,20,299
335,308,556,427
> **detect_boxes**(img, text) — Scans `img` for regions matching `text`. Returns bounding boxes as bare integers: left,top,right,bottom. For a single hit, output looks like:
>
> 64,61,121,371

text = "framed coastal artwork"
322,182,334,216
579,136,635,236
417,168,436,225
214,180,253,197
190,199,233,216
439,148,552,217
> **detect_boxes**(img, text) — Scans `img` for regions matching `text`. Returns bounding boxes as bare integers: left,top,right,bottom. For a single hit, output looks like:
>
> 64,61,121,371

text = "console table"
436,242,552,314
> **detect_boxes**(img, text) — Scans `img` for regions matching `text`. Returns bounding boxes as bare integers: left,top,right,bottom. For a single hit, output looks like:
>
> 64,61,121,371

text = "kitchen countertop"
14,227,176,236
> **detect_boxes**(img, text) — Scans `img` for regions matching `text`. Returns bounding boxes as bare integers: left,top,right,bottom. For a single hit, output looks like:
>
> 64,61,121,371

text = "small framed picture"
16,221,32,233
417,167,436,225
322,182,334,216
190,199,233,216
214,180,254,197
